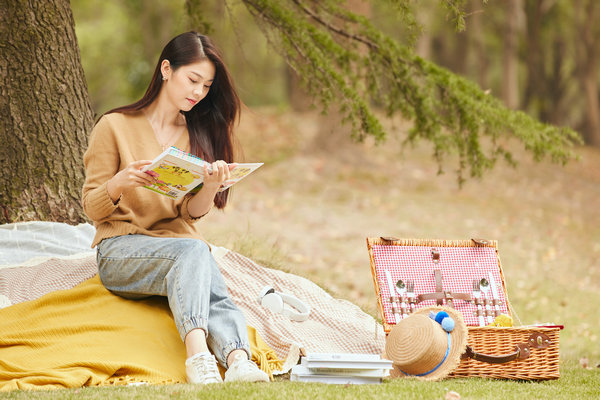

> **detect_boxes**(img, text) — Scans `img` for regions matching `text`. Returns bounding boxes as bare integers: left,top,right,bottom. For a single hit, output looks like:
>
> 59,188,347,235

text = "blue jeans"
96,234,250,367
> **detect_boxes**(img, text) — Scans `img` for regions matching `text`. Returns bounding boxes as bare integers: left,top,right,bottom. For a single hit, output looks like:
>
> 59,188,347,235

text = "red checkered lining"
371,244,508,326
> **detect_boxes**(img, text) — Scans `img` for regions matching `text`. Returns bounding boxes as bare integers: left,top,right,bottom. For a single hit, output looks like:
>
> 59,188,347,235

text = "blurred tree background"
72,0,599,147
73,0,288,115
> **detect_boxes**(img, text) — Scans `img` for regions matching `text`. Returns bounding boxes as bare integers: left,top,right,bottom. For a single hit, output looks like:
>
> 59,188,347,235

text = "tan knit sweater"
82,111,206,248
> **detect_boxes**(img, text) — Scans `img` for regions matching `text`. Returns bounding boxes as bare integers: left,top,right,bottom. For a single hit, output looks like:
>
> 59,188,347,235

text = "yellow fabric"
248,325,284,379
0,275,281,392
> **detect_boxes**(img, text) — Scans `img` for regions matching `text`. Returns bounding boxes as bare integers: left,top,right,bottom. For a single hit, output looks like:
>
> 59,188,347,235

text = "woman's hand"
106,160,154,203
202,161,236,192
186,161,236,218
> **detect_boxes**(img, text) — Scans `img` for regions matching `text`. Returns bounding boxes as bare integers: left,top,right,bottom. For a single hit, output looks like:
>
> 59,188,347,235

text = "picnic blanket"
0,274,188,390
0,221,385,391
0,274,280,391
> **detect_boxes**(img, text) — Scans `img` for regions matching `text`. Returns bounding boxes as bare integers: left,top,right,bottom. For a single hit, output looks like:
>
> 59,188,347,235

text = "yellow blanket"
0,275,281,391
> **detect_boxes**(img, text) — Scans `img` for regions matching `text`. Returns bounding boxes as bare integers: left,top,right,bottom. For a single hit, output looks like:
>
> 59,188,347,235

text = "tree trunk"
415,7,432,61
582,64,600,147
0,0,93,224
469,0,489,89
575,0,600,147
522,0,544,114
502,0,522,109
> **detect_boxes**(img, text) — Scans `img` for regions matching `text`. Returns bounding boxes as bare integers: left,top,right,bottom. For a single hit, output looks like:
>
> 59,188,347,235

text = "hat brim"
385,306,468,381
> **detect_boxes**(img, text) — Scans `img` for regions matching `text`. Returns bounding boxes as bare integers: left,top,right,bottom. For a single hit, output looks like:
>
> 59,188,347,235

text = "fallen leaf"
445,390,461,400
580,357,589,369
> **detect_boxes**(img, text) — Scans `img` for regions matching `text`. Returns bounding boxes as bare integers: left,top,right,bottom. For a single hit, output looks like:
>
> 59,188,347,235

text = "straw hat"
384,306,468,381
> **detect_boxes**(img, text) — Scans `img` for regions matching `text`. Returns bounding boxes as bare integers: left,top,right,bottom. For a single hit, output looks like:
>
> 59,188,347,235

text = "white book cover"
142,146,262,199
304,353,381,362
291,365,382,385
302,353,393,371
302,367,389,378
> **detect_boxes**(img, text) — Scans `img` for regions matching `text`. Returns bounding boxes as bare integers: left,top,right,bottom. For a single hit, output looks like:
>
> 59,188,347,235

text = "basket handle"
461,332,551,364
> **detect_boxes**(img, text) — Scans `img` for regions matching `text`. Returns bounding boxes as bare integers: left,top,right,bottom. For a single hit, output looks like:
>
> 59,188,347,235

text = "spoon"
395,280,407,316
395,279,405,292
480,278,493,323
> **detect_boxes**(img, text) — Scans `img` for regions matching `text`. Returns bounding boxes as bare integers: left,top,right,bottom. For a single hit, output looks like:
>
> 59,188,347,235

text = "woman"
82,32,269,384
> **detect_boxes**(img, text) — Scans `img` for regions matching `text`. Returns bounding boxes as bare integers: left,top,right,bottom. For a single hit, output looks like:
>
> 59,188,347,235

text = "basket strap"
461,332,552,364
434,269,445,306
417,292,472,302
417,269,473,308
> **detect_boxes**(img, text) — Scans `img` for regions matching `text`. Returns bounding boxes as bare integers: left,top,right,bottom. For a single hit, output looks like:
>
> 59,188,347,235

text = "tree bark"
582,65,600,146
575,0,600,147
502,0,522,109
468,0,489,89
522,0,544,114
0,0,93,224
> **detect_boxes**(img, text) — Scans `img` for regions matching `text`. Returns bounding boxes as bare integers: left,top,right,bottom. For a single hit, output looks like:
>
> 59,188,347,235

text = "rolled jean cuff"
221,341,252,368
179,315,208,341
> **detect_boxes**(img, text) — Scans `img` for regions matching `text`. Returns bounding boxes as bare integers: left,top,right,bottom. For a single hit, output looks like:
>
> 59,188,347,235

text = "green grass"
1,362,598,399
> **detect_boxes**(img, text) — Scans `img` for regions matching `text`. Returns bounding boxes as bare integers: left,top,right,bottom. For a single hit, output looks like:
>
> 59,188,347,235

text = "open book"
142,146,262,199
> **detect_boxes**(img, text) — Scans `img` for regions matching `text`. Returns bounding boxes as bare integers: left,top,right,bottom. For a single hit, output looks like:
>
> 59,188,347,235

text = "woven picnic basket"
366,237,561,380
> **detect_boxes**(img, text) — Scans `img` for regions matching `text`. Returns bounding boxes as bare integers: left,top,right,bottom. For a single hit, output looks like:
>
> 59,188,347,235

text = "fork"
480,278,494,324
407,280,415,313
472,280,485,326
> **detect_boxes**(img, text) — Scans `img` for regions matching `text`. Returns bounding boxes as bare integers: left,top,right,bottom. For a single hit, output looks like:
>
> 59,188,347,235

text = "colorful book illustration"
142,146,263,199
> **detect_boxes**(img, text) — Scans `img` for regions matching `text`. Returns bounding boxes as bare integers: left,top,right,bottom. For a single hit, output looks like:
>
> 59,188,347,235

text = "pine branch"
225,0,581,182
291,0,379,50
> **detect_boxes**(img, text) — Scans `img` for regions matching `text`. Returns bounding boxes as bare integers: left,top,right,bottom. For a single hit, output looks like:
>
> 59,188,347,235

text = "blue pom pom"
434,311,449,324
441,317,455,332
429,311,437,320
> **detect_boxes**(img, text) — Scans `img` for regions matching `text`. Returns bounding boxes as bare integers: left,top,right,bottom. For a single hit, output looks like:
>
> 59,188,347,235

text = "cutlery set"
472,272,503,326
384,271,416,323
385,270,502,325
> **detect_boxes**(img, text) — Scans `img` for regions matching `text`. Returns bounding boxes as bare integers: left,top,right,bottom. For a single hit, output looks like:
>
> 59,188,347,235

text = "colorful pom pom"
441,317,455,332
434,311,449,324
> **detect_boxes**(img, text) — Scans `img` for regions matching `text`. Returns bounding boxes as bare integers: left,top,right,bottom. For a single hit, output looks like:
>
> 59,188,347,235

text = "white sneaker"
224,353,270,383
185,353,223,384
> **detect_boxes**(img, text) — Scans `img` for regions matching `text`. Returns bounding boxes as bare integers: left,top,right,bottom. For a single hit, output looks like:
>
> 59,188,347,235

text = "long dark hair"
106,32,240,209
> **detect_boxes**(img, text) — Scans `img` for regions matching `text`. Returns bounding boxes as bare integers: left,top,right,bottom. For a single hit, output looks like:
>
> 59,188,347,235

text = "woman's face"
162,59,215,112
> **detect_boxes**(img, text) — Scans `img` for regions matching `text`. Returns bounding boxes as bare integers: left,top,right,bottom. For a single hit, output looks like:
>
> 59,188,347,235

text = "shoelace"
190,356,221,382
233,358,260,373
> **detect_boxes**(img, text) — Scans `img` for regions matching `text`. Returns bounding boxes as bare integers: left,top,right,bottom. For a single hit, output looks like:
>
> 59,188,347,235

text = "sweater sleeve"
81,116,121,222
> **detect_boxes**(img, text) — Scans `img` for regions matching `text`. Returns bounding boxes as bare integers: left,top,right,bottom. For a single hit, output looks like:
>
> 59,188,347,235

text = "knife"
488,272,501,317
385,270,401,324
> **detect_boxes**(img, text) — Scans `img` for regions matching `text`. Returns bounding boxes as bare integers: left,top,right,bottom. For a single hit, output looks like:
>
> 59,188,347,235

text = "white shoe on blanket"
185,353,223,384
224,353,270,383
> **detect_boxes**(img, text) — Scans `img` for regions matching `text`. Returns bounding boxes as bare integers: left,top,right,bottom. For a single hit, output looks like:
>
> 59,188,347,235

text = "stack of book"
290,353,393,385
